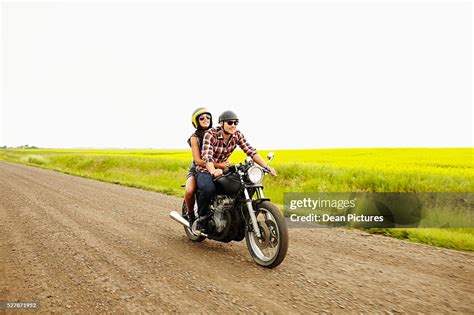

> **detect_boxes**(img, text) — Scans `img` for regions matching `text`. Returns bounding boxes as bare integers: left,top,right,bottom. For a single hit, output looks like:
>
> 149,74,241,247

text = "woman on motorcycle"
185,108,229,222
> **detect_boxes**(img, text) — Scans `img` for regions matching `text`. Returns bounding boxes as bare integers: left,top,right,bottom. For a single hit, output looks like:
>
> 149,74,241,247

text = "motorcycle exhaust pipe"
169,211,208,237
169,211,191,228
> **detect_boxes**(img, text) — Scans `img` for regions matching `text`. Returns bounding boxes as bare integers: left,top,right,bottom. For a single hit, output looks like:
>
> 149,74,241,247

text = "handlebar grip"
223,165,237,175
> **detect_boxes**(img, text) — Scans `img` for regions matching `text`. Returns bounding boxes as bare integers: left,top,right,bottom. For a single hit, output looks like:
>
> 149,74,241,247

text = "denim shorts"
187,162,197,179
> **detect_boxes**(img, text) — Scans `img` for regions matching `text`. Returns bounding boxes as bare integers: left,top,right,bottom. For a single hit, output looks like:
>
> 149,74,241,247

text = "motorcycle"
169,152,288,268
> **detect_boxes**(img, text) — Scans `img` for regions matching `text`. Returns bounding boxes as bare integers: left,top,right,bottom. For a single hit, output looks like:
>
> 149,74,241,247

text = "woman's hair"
193,128,206,139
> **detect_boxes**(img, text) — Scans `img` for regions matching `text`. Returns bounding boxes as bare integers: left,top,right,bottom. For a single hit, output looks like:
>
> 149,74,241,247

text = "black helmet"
219,110,239,123
191,107,212,129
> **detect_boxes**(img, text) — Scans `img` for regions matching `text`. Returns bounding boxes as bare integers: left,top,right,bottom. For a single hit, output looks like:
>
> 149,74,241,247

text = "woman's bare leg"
185,176,197,219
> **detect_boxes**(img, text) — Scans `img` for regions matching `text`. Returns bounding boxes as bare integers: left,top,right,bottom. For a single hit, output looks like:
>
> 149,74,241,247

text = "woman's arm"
191,136,207,168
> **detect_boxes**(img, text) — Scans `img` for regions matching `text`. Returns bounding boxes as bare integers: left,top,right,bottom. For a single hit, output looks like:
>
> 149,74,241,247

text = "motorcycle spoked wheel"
181,200,206,242
245,201,289,268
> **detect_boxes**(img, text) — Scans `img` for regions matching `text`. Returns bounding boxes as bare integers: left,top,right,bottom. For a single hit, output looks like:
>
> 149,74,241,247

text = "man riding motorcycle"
194,110,277,232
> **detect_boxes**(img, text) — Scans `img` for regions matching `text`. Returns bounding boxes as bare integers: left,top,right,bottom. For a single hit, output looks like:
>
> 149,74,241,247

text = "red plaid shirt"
197,126,257,173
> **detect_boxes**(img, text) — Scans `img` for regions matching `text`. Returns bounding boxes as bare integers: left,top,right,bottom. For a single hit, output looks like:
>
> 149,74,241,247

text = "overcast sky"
1,1,472,149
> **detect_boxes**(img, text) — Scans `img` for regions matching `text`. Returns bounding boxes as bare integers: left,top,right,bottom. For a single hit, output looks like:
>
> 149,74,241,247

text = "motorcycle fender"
251,198,271,210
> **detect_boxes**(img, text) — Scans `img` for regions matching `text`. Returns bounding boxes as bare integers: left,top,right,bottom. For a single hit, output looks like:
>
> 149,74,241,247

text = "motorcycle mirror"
267,152,275,161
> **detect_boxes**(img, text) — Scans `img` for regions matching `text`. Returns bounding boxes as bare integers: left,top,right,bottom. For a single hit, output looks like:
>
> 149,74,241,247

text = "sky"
1,0,472,149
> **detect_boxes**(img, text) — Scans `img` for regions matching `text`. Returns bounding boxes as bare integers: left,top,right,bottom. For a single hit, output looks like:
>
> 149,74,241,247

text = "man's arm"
205,161,223,177
237,131,277,176
236,131,257,158
201,131,223,177
252,154,277,176
191,137,229,169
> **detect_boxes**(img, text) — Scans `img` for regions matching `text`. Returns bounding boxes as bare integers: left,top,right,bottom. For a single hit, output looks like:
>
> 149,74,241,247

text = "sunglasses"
226,120,239,126
199,115,211,121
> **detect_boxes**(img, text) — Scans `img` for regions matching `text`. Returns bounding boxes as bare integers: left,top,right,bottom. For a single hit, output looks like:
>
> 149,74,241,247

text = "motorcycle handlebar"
223,165,237,175
223,163,269,175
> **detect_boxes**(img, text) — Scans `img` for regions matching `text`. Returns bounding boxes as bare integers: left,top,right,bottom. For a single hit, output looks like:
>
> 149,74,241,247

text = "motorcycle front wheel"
245,201,289,268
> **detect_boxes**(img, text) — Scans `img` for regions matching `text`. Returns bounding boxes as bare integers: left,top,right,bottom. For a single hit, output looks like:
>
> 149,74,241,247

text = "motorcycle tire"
245,201,288,268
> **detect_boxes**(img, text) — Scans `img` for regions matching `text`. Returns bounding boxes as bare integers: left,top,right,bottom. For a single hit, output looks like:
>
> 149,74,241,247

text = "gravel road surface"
1,162,473,313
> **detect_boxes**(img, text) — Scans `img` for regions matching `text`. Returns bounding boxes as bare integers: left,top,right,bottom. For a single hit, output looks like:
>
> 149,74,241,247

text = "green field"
1,148,473,251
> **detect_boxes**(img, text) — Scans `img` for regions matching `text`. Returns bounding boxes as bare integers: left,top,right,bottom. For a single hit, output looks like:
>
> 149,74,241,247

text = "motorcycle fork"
255,187,265,199
244,188,262,238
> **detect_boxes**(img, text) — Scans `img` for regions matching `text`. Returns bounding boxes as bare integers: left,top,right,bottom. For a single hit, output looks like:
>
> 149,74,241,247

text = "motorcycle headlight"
247,166,264,184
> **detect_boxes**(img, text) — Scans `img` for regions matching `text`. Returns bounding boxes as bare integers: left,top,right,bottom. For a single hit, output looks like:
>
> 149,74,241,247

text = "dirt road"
0,161,472,313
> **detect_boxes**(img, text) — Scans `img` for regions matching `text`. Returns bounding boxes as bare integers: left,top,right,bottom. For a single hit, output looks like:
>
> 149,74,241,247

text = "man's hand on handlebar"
265,166,277,176
215,161,230,169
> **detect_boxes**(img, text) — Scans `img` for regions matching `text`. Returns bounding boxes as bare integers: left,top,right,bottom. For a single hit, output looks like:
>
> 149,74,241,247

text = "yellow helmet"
191,107,212,129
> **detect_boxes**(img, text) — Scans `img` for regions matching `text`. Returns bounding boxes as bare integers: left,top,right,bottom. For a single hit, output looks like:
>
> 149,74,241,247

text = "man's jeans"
195,172,216,217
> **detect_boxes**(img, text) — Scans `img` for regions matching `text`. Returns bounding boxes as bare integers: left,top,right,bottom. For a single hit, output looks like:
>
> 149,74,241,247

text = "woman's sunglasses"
226,120,239,126
199,115,211,121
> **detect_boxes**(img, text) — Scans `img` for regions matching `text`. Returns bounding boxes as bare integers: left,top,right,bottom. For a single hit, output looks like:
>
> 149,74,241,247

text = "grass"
371,228,474,251
1,148,473,251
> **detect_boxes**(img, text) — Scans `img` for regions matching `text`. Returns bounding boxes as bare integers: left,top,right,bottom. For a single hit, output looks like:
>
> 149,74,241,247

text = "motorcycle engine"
210,195,235,234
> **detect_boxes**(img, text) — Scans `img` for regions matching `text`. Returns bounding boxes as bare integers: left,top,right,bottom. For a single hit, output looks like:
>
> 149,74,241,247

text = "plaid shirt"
197,126,257,173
